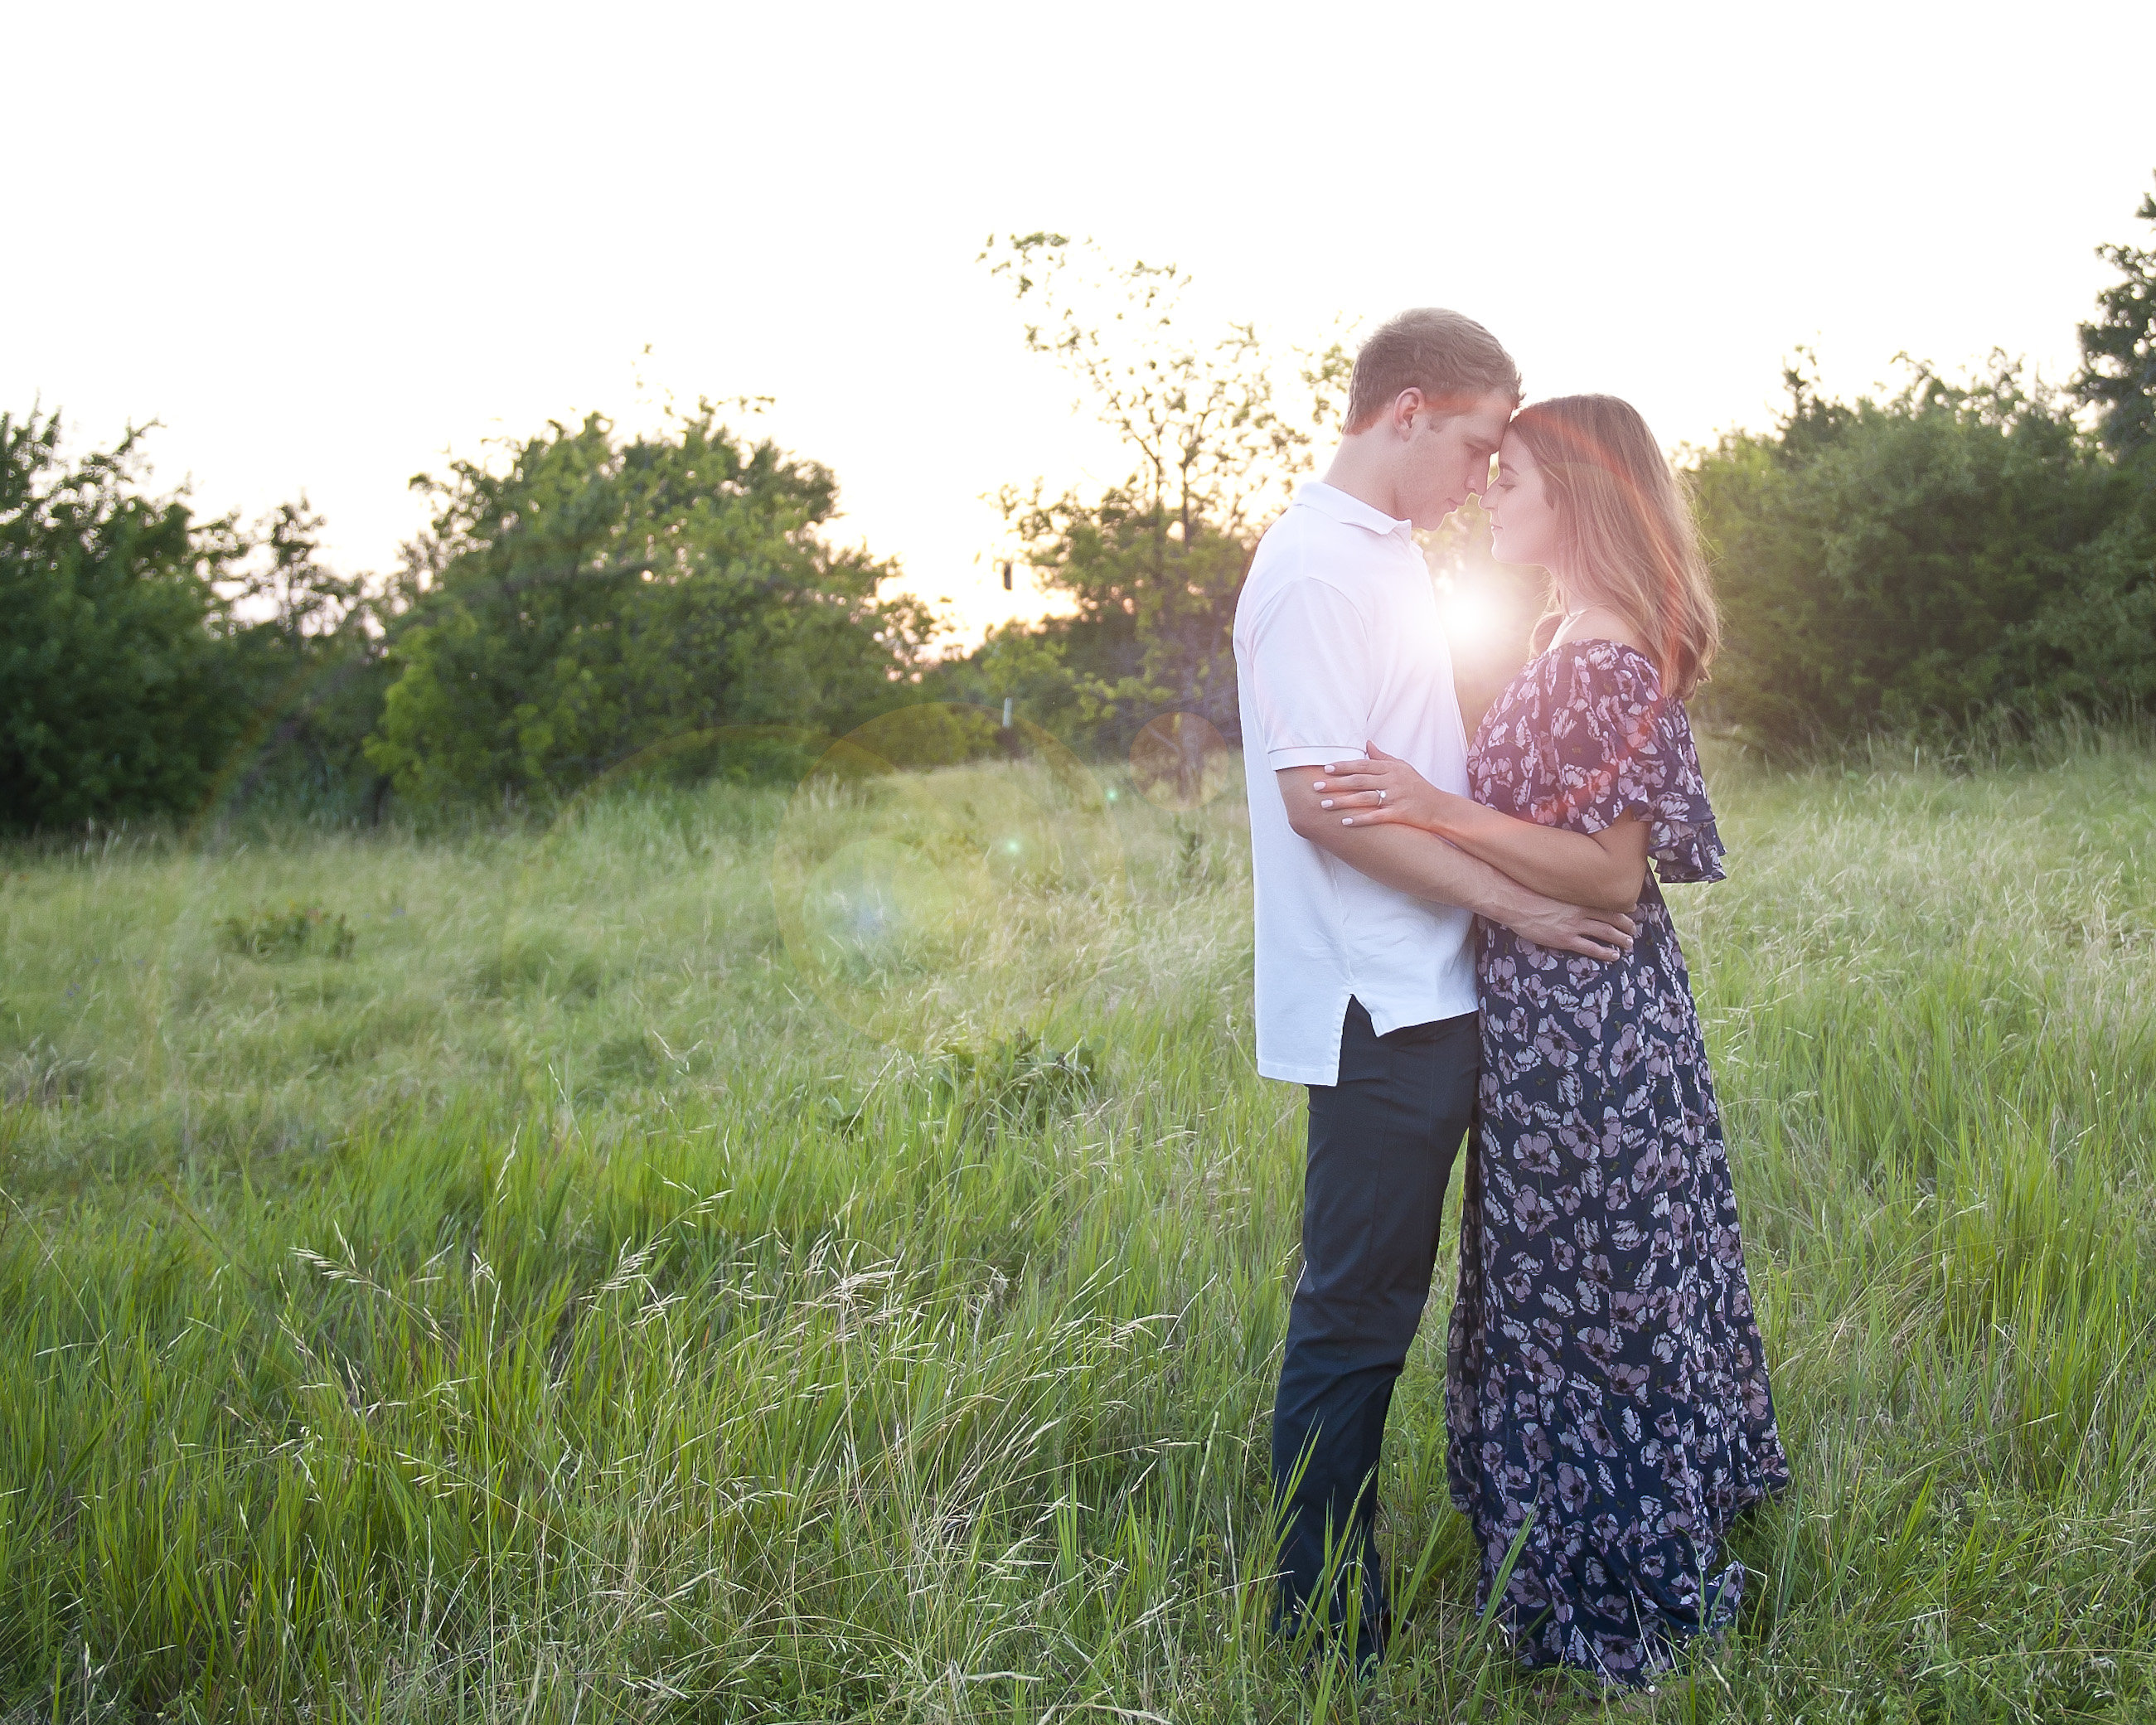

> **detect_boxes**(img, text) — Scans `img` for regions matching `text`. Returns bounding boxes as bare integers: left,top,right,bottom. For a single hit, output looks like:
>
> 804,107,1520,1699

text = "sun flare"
1436,579,1500,651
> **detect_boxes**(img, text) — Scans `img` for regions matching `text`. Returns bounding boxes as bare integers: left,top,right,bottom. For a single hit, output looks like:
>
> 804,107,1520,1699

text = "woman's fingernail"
1320,799,1333,807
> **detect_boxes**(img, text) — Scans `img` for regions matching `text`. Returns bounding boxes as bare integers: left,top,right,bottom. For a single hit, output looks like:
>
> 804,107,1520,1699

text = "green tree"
2076,172,2156,456
365,406,935,806
0,409,254,831
931,620,1095,743
1690,358,2139,748
219,497,399,816
2013,446,2156,711
976,235,1347,747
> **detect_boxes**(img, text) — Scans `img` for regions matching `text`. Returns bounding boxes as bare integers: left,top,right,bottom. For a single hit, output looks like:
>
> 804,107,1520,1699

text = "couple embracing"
1234,309,1788,1692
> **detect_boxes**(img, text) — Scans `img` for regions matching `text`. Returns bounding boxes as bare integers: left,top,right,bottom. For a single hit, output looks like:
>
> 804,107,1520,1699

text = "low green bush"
214,903,356,961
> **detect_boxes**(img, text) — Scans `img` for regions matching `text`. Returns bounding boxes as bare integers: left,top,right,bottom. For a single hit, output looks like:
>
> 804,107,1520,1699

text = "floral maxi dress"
1444,641,1789,1686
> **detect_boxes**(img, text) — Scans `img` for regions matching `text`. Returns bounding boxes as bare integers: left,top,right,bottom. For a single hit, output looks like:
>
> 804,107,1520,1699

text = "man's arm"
1301,745,1649,912
1277,766,1634,959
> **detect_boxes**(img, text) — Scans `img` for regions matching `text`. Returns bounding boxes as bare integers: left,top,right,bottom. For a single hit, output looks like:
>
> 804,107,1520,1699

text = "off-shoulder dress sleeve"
1539,646,1726,884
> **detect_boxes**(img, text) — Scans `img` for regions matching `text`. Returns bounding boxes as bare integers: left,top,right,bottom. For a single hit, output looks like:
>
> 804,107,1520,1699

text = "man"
1233,308,1636,1660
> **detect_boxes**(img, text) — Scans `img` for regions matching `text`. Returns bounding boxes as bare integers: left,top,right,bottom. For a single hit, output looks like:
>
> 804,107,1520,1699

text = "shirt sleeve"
1238,577,1375,769
1546,649,1727,884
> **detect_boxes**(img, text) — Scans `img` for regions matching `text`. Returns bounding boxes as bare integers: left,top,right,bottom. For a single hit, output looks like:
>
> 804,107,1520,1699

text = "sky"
7,0,2154,650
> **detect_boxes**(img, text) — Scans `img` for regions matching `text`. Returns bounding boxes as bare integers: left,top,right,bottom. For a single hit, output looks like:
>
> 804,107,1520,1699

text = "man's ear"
1391,388,1427,439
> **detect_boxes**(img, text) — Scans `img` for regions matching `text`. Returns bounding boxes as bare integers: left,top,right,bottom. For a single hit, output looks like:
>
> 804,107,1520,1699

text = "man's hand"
1492,889,1636,961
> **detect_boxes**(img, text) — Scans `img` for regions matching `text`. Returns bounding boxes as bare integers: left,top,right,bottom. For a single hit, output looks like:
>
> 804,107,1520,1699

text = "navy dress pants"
1271,997,1478,1654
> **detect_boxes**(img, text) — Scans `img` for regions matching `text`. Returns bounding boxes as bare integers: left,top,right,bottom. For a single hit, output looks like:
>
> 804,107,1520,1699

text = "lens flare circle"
797,836,969,980
771,704,1123,1049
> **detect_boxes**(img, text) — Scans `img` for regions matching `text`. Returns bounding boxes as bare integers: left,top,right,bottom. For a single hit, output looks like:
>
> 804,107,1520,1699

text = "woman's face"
1484,430,1562,570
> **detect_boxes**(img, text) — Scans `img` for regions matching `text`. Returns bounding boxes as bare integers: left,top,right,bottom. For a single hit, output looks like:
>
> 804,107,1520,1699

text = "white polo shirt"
1233,480,1478,1086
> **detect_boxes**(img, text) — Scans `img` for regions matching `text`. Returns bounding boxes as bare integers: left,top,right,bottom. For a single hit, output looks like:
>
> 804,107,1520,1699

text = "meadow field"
4,729,2156,1722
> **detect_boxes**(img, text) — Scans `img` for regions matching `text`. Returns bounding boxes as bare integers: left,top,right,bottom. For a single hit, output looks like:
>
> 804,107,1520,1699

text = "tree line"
5,177,2152,833
1,405,941,831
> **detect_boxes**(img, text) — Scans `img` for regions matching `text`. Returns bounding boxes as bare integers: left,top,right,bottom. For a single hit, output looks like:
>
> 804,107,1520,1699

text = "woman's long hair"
1511,395,1719,700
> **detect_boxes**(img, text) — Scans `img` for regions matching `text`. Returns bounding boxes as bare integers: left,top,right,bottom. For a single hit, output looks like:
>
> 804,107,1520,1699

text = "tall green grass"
2,734,2154,1721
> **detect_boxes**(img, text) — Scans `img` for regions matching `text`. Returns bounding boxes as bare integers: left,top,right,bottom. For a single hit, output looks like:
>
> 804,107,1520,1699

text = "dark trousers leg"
1271,998,1478,1652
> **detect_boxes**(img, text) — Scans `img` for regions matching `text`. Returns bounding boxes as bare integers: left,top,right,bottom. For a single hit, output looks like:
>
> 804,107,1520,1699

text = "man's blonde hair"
1513,394,1721,700
1344,308,1522,434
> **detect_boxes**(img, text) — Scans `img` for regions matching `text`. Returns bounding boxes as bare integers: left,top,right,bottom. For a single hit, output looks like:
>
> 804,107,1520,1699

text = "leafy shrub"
365,409,938,807
215,904,356,961
930,1030,1100,1127
2,411,250,830
1691,361,2153,750
2,411,393,833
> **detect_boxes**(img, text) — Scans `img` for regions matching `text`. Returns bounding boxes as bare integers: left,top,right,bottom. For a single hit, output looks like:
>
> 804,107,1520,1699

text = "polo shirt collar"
1296,480,1412,541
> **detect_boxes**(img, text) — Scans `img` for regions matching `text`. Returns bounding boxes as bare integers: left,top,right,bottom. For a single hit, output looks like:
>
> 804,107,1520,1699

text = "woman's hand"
1311,744,1461,832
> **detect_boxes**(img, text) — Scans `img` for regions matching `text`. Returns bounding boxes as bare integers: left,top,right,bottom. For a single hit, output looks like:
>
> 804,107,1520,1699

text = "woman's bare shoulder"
1548,606,1650,656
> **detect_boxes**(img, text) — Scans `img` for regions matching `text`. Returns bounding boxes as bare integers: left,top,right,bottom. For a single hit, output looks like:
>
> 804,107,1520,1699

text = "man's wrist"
1471,872,1534,930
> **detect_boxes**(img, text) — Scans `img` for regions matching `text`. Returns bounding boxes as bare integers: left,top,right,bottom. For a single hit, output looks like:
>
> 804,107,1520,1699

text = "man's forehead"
1461,399,1514,443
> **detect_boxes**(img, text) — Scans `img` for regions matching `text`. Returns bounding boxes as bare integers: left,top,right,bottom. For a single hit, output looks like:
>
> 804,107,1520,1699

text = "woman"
1311,394,1788,1689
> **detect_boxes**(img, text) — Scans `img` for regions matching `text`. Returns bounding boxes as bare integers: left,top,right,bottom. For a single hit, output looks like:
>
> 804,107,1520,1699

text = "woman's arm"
1303,744,1650,914
1276,767,1636,957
